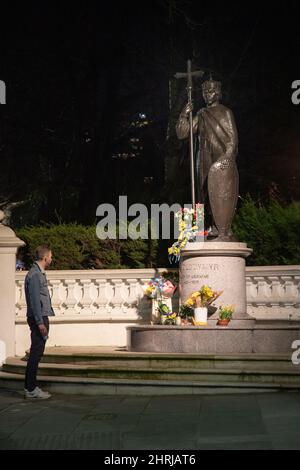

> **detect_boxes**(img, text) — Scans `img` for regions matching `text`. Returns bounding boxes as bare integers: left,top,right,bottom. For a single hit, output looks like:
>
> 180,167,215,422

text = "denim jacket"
25,262,55,325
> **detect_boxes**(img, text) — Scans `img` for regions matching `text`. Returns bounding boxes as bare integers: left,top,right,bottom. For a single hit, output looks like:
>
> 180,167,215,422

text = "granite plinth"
127,324,300,354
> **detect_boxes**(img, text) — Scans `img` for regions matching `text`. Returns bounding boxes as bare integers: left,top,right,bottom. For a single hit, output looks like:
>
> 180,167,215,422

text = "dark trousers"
24,316,49,392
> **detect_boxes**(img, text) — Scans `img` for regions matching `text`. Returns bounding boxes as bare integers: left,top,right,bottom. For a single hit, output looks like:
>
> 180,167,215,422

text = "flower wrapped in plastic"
168,204,208,263
144,275,177,324
161,279,176,297
157,302,178,325
184,285,222,308
144,276,176,300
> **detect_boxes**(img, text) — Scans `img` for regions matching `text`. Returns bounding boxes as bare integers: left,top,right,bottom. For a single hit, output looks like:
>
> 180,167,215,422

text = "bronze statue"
176,77,239,241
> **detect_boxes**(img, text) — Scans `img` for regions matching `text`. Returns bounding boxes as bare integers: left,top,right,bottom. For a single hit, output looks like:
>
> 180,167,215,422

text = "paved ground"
0,388,300,449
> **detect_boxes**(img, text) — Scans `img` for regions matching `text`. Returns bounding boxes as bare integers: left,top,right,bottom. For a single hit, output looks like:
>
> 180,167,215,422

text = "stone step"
1,370,299,396
38,347,294,370
3,357,300,386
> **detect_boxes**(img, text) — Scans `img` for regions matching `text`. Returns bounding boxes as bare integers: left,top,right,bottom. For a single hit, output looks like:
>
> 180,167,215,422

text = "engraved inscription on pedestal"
181,262,222,284
179,254,247,315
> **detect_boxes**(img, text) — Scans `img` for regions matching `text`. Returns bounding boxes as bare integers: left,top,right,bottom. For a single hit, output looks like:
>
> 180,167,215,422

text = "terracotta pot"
217,319,230,326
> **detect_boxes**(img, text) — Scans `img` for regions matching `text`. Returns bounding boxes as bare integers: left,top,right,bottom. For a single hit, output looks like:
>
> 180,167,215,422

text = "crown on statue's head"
201,72,222,92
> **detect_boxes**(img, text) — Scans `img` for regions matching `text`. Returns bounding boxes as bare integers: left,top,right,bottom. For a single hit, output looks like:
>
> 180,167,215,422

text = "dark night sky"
0,1,299,225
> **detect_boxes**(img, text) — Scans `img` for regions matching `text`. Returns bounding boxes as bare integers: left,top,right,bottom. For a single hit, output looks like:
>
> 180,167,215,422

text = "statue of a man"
176,78,239,241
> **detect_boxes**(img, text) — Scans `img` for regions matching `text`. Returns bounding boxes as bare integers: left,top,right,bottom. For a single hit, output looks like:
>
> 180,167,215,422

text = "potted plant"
217,305,234,326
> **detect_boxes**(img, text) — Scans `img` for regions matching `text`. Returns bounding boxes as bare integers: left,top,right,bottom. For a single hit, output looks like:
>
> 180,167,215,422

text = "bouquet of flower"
184,285,222,308
157,301,178,325
168,204,207,263
144,275,176,300
145,275,177,325
178,303,194,325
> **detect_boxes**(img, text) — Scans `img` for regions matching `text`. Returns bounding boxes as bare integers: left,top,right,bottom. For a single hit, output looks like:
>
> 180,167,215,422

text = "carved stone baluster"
79,279,93,315
267,276,282,306
253,276,271,305
247,276,258,305
245,275,258,317
15,280,20,316
94,279,109,315
281,275,297,306
123,278,140,319
111,278,125,315
245,276,255,304
63,279,78,315
295,276,300,308
49,279,63,314
125,279,138,307
15,279,26,316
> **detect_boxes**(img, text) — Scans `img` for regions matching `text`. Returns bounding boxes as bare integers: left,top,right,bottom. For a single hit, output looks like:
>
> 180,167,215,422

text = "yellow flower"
145,286,155,295
191,292,200,299
201,285,214,298
185,298,194,307
219,304,235,314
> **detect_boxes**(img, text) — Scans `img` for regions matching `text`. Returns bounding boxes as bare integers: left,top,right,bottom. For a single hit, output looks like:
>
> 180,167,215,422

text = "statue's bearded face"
202,86,221,105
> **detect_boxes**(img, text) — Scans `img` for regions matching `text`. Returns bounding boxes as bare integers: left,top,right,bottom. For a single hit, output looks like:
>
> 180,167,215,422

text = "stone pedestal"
179,241,253,326
0,211,24,364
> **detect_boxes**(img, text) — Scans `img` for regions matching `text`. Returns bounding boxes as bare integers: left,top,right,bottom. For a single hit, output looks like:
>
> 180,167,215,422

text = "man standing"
24,245,55,399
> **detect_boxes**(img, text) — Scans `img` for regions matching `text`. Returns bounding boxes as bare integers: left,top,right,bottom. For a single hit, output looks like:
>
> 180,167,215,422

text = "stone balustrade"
246,266,300,319
14,266,300,354
15,266,300,321
15,269,172,322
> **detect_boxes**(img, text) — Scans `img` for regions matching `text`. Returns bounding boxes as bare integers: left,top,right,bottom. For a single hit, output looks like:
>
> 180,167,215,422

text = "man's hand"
38,324,48,337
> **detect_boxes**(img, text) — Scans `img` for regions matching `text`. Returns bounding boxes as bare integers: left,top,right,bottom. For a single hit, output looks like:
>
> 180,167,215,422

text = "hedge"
15,198,300,269
232,197,300,265
16,224,158,270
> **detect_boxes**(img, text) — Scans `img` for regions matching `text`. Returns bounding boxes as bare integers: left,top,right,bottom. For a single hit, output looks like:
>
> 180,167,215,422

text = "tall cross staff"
175,60,204,209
